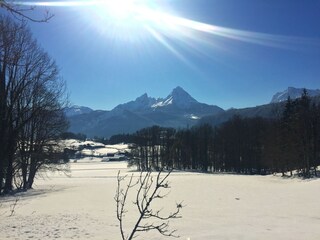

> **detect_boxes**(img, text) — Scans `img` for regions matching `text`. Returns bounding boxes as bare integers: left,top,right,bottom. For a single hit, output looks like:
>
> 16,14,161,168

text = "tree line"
119,91,320,178
0,16,67,194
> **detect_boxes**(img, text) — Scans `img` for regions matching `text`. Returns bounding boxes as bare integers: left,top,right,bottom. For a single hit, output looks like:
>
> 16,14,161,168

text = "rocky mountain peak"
271,87,320,103
169,86,198,108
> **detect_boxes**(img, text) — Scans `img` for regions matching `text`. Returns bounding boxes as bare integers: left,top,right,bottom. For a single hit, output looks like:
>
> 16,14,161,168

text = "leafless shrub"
115,169,183,240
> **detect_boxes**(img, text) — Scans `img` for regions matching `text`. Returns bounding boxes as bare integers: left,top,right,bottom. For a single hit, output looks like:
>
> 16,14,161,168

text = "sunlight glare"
100,0,138,20
13,1,318,56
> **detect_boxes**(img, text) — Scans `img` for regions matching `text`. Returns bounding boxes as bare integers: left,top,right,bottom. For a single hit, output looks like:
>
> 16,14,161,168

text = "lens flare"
12,1,319,63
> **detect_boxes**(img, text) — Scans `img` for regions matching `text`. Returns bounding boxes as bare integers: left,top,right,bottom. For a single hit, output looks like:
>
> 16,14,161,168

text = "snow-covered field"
1,161,319,240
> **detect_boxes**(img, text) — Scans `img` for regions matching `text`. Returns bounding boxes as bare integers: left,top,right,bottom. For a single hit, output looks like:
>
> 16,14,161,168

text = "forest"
114,91,320,178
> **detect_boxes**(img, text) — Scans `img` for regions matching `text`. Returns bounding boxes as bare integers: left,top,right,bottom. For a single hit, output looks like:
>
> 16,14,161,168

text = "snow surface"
61,139,105,149
189,114,200,120
152,96,173,108
1,161,320,240
65,105,93,117
61,139,131,157
151,86,198,109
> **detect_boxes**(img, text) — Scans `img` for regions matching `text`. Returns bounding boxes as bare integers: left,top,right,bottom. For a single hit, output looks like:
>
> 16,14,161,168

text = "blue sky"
11,0,320,110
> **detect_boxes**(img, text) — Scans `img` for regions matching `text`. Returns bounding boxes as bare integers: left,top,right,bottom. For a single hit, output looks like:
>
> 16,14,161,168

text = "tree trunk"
0,61,7,194
21,162,28,190
3,154,13,193
27,162,37,189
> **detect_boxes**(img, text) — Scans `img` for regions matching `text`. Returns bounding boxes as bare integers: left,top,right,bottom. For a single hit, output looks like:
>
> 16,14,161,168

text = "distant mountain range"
67,86,223,137
66,86,320,138
270,87,320,103
200,87,320,126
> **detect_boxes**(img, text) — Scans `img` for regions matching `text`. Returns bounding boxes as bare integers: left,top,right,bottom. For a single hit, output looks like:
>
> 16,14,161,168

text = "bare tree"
115,169,183,240
0,0,53,22
0,16,68,194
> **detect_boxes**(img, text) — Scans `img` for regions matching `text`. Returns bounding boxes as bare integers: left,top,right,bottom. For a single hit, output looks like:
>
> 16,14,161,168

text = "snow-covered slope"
65,105,93,117
113,93,157,113
61,139,131,158
271,87,320,103
152,86,198,109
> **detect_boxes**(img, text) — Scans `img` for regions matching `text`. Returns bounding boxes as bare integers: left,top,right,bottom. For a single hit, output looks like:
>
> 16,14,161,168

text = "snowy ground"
1,161,320,240
61,139,131,158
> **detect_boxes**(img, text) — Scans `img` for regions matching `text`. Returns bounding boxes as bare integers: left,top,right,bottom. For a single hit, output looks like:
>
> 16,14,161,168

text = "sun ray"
140,10,320,50
144,25,195,68
12,0,319,58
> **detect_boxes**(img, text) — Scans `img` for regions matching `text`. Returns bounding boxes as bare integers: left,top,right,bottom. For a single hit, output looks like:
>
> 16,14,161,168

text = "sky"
4,0,320,110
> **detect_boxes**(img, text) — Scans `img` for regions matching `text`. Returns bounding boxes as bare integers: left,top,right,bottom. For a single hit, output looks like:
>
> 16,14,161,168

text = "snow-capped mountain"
200,87,320,127
271,87,320,103
112,93,157,113
110,86,222,116
67,86,320,137
67,87,224,137
64,105,93,117
114,87,201,112
152,86,198,109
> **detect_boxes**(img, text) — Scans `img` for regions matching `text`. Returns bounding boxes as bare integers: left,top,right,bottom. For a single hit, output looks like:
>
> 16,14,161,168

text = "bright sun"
100,0,139,20
83,0,154,42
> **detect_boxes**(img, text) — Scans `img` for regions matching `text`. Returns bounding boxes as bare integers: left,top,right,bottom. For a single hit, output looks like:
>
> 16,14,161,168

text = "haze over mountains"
66,87,320,137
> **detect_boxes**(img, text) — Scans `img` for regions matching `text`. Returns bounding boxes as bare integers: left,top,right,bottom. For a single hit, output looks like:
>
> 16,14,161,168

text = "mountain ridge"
67,86,224,137
67,86,320,138
201,88,320,127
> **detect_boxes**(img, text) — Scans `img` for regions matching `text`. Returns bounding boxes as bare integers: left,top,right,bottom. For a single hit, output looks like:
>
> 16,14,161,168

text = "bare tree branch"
115,169,183,240
0,1,54,22
115,171,138,240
